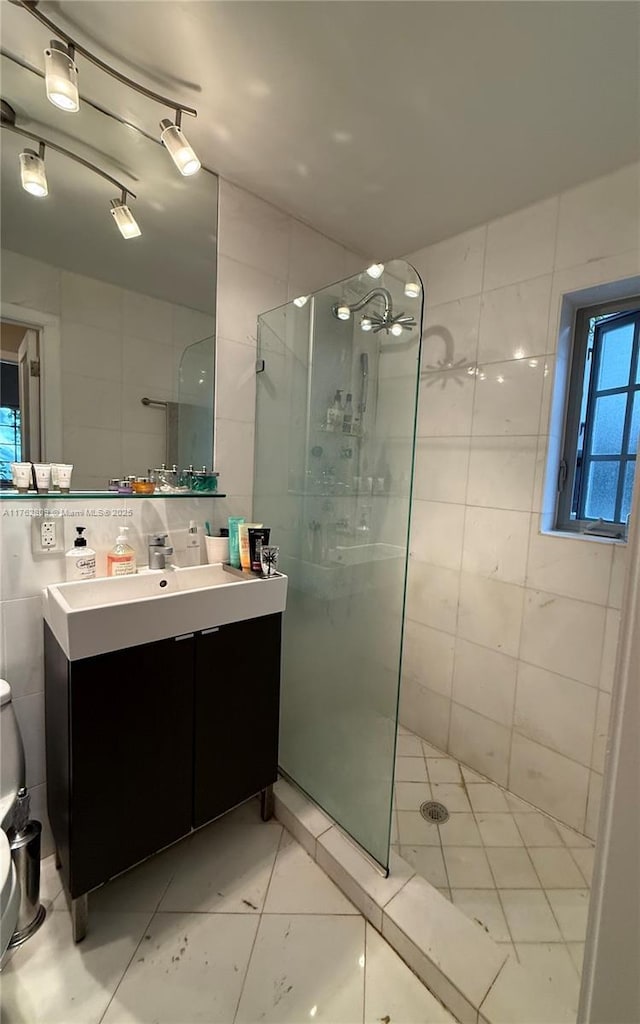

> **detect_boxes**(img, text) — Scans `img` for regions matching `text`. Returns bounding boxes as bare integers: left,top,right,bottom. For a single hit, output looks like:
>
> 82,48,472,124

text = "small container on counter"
132,477,155,495
33,463,51,494
108,478,120,492
11,463,32,493
117,479,133,495
57,464,73,493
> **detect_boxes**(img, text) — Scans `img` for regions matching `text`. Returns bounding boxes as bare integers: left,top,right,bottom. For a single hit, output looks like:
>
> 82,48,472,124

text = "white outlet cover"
31,517,64,556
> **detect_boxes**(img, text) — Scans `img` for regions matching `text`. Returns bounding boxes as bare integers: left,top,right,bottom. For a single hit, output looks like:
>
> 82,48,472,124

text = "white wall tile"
398,676,451,751
410,500,464,571
408,227,486,308
63,426,122,482
215,418,255,497
608,544,628,610
60,271,123,331
472,358,544,436
217,255,287,347
63,373,121,432
520,590,606,687
288,221,348,296
452,638,517,728
457,573,523,657
402,620,455,698
1,248,60,316
421,294,481,372
122,291,174,345
598,608,621,694
509,734,590,832
555,164,640,270
514,664,597,766
1,597,44,699
412,437,470,504
478,275,552,364
527,523,613,605
13,691,45,788
62,322,123,382
483,198,558,291
405,560,459,634
215,337,257,423
462,508,530,585
591,689,612,776
466,436,538,511
585,771,603,839
418,372,475,438
217,180,291,281
449,704,511,786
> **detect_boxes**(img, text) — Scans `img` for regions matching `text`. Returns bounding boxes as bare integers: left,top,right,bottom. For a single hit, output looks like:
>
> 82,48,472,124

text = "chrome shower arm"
332,287,393,320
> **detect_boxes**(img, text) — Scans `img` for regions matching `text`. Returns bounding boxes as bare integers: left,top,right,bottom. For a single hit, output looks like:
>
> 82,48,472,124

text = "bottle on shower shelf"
342,393,353,433
326,390,344,432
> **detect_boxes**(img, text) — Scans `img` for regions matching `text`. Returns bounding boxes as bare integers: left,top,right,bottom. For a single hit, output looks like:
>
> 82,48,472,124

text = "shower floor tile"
393,726,595,1002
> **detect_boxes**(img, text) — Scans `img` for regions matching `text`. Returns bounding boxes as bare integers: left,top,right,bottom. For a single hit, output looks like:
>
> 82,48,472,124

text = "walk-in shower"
254,261,423,869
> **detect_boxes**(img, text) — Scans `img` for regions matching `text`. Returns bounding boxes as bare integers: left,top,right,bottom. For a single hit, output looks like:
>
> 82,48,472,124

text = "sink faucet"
148,533,174,570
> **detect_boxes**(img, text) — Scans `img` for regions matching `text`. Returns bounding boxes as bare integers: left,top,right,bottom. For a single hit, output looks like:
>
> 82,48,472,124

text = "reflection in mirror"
0,50,217,489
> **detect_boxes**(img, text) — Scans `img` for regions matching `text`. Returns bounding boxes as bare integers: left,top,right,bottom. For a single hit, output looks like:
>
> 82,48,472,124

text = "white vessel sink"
43,564,288,661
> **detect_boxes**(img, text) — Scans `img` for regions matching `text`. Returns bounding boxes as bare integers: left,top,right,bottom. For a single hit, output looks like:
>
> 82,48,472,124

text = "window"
558,297,640,533
0,360,21,487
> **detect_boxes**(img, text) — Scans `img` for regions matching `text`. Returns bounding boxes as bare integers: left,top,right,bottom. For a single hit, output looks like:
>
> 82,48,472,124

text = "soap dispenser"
184,520,201,566
65,527,96,580
106,525,137,577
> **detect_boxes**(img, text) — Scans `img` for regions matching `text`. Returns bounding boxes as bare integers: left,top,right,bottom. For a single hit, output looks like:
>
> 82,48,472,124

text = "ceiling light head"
19,146,48,198
360,316,372,332
404,280,420,298
293,295,309,308
44,40,79,112
366,263,384,279
160,116,201,176
390,322,404,337
336,305,351,321
110,194,141,239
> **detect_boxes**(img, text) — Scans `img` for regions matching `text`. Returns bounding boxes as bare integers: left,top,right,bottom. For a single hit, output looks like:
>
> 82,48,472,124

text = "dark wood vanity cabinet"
44,613,282,903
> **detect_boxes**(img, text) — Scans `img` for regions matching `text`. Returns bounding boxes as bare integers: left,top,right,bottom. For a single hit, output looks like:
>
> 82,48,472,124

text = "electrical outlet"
41,521,57,548
31,517,64,556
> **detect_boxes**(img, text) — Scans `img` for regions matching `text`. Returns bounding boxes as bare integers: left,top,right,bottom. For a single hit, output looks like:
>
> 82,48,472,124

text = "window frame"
557,294,640,534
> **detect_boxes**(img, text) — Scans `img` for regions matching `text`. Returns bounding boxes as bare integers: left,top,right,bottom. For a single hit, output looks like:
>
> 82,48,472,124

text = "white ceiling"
1,0,639,264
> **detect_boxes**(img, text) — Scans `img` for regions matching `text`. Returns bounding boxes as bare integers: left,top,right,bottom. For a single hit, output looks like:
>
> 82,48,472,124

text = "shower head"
331,287,416,335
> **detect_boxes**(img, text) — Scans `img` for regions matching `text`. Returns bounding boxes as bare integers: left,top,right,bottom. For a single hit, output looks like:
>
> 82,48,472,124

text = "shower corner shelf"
316,424,364,439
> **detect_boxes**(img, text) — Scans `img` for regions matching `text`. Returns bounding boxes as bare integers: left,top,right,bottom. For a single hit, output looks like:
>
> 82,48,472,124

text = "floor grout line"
96,909,156,1024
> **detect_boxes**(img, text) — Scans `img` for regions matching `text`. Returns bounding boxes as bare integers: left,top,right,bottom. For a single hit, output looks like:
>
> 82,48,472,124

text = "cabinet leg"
71,894,88,943
260,784,274,822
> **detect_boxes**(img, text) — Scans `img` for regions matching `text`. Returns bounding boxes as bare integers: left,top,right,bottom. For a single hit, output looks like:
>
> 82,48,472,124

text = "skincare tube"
56,464,73,493
248,527,270,572
238,523,262,571
12,463,32,493
227,516,245,569
34,463,51,494
50,464,60,491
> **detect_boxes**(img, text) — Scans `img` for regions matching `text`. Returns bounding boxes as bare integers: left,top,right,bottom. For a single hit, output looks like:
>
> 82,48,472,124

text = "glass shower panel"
254,261,423,869
177,334,215,470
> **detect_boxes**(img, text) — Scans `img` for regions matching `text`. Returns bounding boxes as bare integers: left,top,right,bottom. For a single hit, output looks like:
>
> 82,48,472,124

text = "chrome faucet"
148,533,174,570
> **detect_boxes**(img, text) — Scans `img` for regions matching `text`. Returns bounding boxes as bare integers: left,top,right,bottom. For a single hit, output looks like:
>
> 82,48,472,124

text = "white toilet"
0,679,26,959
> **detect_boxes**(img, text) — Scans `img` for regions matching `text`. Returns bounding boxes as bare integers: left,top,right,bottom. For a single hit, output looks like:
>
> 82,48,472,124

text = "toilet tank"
0,680,26,829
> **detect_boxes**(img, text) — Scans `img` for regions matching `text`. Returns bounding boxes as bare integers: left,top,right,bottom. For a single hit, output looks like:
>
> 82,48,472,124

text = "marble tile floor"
1,798,456,1024
394,726,595,1014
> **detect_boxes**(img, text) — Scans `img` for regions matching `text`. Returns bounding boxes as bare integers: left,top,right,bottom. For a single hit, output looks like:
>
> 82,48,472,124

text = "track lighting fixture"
360,317,372,332
16,2,201,178
19,142,48,197
44,39,79,112
2,101,139,240
160,113,201,176
293,295,309,308
336,305,351,321
404,280,420,298
110,191,141,239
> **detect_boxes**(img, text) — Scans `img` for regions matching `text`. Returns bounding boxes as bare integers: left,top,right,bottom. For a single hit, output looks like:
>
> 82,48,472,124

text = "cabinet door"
193,614,281,827
69,635,194,896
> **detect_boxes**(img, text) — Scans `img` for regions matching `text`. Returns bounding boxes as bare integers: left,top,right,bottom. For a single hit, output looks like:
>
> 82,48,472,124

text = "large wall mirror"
0,21,217,490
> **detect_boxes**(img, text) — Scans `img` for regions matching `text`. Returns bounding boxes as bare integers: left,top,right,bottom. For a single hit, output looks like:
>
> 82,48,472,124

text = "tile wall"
0,179,364,855
400,163,640,836
0,249,214,488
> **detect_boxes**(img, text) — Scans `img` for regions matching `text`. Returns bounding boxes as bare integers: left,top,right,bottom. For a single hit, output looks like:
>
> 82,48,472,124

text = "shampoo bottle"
106,525,137,577
184,520,201,566
65,527,96,580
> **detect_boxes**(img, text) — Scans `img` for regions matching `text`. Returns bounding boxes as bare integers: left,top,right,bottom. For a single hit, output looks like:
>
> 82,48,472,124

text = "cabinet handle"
201,627,220,635
174,633,194,641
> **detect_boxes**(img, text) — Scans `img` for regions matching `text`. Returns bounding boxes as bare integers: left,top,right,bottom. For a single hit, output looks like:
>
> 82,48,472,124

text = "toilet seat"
0,829,20,960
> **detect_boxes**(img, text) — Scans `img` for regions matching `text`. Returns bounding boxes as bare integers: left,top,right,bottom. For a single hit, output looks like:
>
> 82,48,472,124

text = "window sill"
543,526,627,546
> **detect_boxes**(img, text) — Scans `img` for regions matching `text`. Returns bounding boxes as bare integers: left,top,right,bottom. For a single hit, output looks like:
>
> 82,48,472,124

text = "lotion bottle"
65,527,96,581
106,525,137,577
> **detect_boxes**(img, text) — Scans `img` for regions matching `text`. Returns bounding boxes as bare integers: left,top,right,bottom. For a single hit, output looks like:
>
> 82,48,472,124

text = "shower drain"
420,800,449,824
